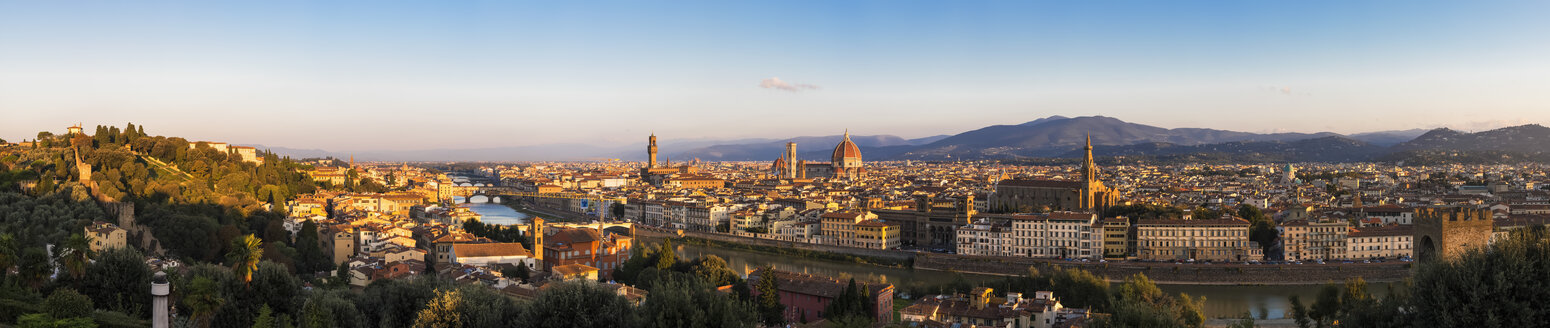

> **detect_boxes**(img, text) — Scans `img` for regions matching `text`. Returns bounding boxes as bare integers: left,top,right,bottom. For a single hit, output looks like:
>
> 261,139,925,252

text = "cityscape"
3,2,1550,328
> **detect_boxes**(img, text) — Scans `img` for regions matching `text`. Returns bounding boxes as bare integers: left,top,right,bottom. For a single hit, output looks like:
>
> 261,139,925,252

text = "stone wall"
1414,207,1494,261
914,253,1412,285
635,228,914,261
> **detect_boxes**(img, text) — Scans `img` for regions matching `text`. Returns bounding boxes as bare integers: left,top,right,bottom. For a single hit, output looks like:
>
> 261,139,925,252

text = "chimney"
152,272,170,328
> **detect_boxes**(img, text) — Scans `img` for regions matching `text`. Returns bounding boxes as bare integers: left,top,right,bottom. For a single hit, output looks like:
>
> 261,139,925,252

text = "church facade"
991,136,1119,213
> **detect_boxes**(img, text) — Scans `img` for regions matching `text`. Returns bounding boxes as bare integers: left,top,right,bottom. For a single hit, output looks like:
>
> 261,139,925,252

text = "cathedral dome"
832,131,862,163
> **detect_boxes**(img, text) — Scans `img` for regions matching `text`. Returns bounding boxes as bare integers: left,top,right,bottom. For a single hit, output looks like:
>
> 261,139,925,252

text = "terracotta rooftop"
452,243,530,258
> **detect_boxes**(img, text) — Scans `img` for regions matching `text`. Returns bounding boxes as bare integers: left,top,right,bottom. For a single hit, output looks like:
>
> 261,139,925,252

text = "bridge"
449,186,628,220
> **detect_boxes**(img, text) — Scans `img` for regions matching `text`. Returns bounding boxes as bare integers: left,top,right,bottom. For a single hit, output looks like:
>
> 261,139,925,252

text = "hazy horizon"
5,2,1550,151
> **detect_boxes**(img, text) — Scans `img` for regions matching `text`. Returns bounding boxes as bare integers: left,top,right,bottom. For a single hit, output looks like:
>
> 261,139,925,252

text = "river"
673,243,1395,319
452,196,531,225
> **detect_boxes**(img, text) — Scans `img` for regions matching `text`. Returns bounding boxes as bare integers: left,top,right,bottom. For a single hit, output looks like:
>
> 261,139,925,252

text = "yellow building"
855,219,900,250
1278,219,1349,261
84,221,127,252
1136,218,1258,261
820,211,878,247
1101,217,1131,258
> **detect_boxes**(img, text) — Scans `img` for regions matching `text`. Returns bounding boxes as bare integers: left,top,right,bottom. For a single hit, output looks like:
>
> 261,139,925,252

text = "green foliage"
654,240,678,271
461,219,530,249
523,280,637,328
753,266,783,326
998,265,1112,312
18,313,98,328
43,289,93,319
1408,226,1550,327
358,277,443,328
299,290,361,328
293,220,333,275
636,272,758,328
184,276,227,328
689,255,738,287
0,192,102,250
252,305,276,328
227,234,265,285
411,289,462,328
249,262,302,319
1096,274,1206,328
1104,204,1185,220
18,247,52,290
822,278,874,323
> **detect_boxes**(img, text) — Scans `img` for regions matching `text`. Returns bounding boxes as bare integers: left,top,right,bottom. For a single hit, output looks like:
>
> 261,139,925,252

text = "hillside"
895,116,1339,159
1071,136,1387,163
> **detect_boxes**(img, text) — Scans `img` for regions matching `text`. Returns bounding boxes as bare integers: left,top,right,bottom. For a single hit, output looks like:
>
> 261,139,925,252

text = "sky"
3,1,1549,151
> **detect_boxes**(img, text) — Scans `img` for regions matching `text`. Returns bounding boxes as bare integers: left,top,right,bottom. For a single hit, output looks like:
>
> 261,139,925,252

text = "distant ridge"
245,116,1550,164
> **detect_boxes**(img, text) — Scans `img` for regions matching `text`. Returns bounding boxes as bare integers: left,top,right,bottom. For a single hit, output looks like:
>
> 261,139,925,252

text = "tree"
690,255,738,287
186,276,228,328
80,247,153,317
1100,273,1206,328
0,234,15,280
43,288,94,319
1288,295,1312,328
637,273,758,328
249,262,302,319
17,247,52,290
523,280,636,328
58,233,94,282
227,234,265,285
1408,226,1548,326
823,278,874,324
294,220,331,274
654,240,678,270
411,289,463,328
502,264,531,284
753,266,784,326
252,305,277,328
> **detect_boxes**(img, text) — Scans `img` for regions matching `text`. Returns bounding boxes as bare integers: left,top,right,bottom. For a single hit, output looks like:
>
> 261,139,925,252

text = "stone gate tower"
1414,207,1494,262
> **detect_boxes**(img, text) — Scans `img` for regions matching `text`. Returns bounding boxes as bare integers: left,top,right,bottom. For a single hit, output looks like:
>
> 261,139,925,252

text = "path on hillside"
139,154,194,181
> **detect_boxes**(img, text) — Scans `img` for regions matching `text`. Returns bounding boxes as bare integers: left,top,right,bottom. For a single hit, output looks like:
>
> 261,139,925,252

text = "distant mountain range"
252,115,1550,164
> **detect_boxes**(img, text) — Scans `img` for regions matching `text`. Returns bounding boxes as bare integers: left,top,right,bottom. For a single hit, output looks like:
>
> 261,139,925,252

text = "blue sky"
3,1,1548,151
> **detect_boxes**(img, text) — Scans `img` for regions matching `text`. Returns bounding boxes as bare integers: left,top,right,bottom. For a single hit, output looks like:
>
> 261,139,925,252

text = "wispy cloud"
760,77,819,92
1259,85,1311,96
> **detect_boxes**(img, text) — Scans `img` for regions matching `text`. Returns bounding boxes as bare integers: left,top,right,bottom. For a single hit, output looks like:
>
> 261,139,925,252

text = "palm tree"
0,234,16,279
226,234,264,285
185,276,226,328
59,233,94,281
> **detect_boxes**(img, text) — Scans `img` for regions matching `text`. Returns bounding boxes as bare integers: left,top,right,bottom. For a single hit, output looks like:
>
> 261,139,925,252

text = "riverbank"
637,226,1412,285
670,236,912,268
914,253,1412,285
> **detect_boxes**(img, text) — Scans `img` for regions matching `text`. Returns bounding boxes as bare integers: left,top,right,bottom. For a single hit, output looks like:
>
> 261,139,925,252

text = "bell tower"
647,133,659,169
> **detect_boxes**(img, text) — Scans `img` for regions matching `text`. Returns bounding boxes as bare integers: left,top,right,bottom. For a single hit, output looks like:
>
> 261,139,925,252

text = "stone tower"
1414,207,1494,262
647,133,658,169
531,217,546,265
785,142,797,179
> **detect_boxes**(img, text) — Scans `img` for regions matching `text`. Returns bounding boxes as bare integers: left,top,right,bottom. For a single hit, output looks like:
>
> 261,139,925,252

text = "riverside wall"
914,253,1413,285
634,228,914,261
631,227,1412,285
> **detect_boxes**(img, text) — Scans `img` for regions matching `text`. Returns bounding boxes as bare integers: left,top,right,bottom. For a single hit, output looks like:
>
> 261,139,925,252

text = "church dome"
832,131,862,163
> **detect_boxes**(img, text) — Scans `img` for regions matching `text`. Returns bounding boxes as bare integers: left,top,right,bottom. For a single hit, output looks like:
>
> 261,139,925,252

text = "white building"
1010,212,1101,259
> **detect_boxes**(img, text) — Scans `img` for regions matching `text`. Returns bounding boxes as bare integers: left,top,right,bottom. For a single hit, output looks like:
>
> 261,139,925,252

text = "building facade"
1135,218,1258,261
991,136,1119,213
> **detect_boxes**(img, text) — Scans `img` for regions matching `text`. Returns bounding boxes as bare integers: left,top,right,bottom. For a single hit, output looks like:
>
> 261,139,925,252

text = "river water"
452,196,531,225
673,243,1395,319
